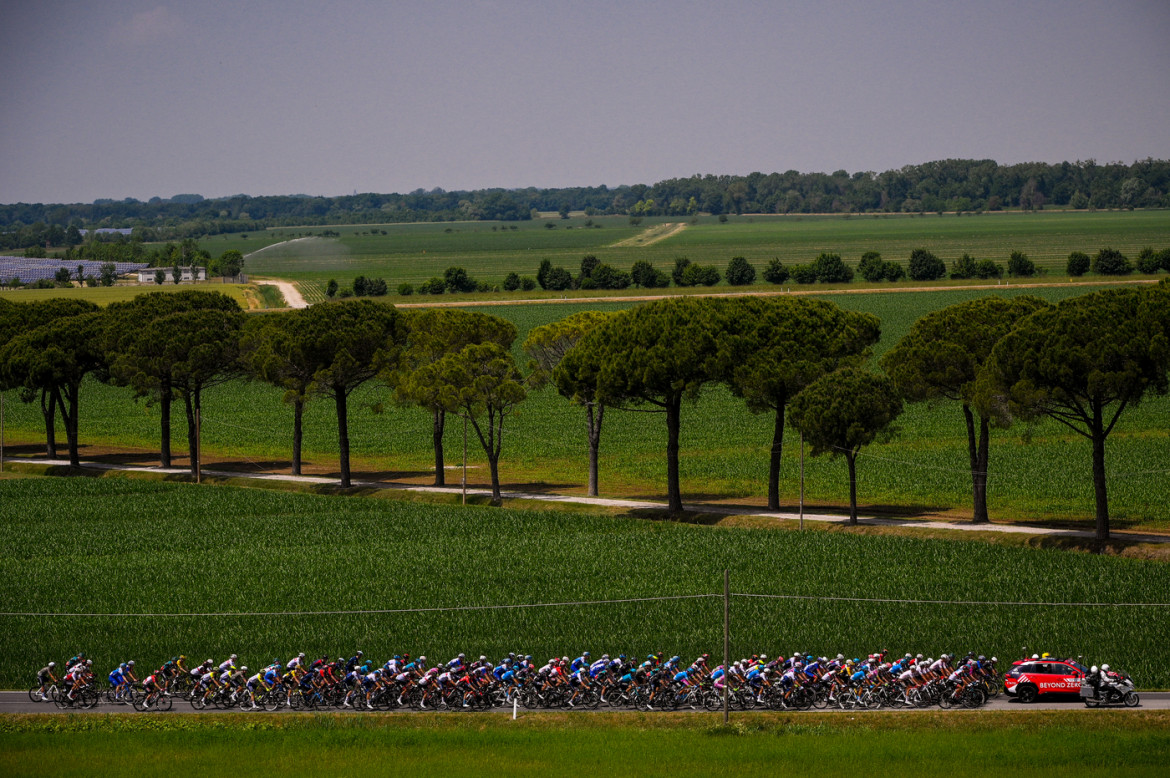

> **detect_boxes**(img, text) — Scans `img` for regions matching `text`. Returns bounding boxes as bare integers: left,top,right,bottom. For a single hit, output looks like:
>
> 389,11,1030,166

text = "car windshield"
1066,661,1088,673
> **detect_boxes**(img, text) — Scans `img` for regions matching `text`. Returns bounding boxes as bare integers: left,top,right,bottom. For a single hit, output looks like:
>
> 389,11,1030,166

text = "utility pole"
723,568,730,724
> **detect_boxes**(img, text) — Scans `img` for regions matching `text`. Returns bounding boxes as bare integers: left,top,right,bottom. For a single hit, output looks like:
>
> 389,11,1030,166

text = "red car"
1003,659,1089,702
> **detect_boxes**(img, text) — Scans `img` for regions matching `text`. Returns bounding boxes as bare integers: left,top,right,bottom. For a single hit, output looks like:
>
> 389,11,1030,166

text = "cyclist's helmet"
458,653,465,660
128,660,135,666
759,654,768,661
180,654,186,660
205,659,213,665
479,656,487,662
241,666,248,673
231,654,238,660
916,654,923,660
48,661,57,668
298,652,305,658
86,659,93,666
978,655,986,662
357,651,364,657
990,657,998,664
418,656,426,664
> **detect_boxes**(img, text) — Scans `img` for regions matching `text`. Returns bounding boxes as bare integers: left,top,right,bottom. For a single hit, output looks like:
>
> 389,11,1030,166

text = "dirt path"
253,280,308,308
13,457,1170,547
610,222,688,248
242,236,317,259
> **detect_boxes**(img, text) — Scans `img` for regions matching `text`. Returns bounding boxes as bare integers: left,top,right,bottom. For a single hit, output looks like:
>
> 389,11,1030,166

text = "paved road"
4,690,1166,715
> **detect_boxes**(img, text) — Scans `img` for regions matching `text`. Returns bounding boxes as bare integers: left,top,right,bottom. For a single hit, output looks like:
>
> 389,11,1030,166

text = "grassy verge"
3,711,1168,777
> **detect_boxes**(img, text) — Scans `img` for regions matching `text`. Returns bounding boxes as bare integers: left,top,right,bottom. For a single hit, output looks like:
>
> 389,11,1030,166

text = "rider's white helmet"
1101,664,1110,672
1091,665,1099,673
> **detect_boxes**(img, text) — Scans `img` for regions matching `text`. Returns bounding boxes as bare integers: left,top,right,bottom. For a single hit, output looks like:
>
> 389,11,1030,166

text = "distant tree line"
3,158,1169,245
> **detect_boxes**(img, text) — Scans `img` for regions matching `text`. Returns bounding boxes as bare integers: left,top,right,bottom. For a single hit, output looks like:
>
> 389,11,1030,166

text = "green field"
0,282,254,308
236,210,1170,297
3,712,1169,777
2,476,1168,690
2,284,1167,530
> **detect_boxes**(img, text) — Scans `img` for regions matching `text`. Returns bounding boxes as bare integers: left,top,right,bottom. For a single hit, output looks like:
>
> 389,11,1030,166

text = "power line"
731,592,1170,608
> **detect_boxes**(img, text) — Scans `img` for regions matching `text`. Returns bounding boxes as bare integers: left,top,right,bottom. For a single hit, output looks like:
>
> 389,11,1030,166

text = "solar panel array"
0,256,150,284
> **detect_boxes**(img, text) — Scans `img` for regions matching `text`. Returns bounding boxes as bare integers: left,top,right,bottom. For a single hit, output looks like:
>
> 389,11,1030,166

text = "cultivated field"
2,284,1167,530
2,476,1168,691
235,210,1170,298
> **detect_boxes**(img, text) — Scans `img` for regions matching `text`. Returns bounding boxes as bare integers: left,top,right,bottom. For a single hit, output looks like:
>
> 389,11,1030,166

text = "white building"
138,267,208,284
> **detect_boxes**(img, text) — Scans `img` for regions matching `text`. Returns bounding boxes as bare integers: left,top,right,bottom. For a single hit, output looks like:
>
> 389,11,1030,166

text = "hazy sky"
2,0,1169,204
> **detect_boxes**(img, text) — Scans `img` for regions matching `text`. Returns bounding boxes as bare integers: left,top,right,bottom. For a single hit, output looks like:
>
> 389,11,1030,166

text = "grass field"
236,210,1170,297
3,712,1169,777
2,475,1168,690
0,282,253,308
2,284,1167,530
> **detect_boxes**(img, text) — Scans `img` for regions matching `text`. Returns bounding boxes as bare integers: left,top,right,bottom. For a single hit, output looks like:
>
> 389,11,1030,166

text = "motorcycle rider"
1087,665,1107,700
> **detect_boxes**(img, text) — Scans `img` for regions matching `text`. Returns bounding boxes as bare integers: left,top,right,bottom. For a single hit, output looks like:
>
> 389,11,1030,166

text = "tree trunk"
487,453,501,504
846,450,858,525
291,398,303,476
159,384,172,468
62,384,80,467
336,390,351,488
767,406,785,511
1091,403,1110,542
41,389,57,460
665,394,683,513
586,403,603,497
183,390,201,478
963,405,990,524
432,409,446,486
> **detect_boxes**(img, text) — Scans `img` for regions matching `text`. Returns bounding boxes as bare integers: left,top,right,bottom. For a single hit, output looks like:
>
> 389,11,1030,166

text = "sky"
2,0,1169,205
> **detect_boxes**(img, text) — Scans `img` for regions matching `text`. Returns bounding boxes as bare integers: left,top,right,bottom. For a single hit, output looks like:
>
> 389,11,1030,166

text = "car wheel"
1016,684,1039,704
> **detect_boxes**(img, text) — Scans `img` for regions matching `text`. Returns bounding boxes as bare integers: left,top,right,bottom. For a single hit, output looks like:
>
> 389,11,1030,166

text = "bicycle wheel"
28,686,47,702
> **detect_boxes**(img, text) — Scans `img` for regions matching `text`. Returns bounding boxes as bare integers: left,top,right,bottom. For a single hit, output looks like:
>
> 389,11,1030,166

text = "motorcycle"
1080,673,1139,708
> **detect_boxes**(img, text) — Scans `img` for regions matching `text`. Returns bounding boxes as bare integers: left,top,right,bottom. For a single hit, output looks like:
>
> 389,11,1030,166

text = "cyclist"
218,654,239,675
192,665,221,705
287,652,306,672
345,651,364,674
35,662,59,701
107,663,130,701
63,659,93,701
